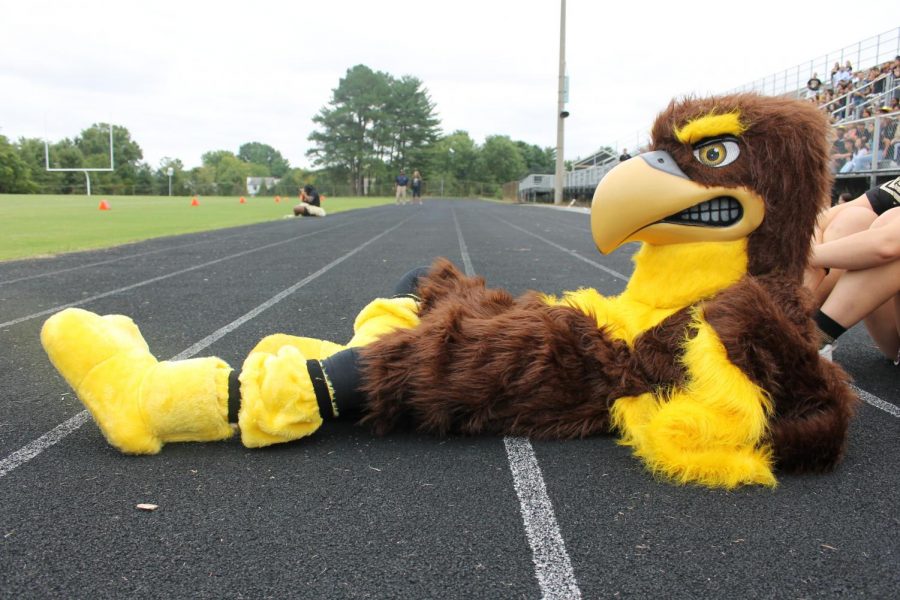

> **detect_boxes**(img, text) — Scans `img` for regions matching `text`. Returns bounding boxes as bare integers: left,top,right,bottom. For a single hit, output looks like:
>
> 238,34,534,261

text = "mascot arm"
611,315,778,489
249,296,420,359
357,293,646,439
700,278,857,474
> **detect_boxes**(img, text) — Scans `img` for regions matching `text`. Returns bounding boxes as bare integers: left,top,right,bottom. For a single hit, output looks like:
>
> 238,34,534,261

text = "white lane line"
172,218,408,360
505,438,582,600
504,211,900,418
452,206,582,600
451,207,475,276
0,412,90,478
497,216,628,282
0,217,413,480
853,384,900,417
0,229,252,286
0,221,354,329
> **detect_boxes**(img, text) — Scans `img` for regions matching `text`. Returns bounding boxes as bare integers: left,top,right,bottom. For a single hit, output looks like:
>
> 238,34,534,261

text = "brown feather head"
650,93,833,280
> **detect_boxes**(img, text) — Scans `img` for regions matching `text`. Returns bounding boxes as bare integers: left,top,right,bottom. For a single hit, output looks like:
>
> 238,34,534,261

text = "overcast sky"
2,1,898,171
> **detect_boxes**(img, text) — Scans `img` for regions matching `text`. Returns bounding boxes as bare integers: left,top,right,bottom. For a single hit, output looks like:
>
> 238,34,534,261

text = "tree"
238,142,290,177
273,168,309,197
14,137,55,193
154,157,187,196
200,151,251,195
515,141,556,174
0,135,37,193
43,138,86,193
381,75,440,171
75,124,143,194
307,65,443,195
426,131,479,190
478,135,527,186
307,64,391,194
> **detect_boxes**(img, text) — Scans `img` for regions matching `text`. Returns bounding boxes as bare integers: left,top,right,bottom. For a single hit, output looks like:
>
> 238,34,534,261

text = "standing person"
293,184,326,217
395,170,409,205
805,177,900,363
410,170,423,205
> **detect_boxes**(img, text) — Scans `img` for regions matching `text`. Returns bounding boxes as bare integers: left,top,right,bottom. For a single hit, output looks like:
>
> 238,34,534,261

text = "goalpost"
44,124,115,196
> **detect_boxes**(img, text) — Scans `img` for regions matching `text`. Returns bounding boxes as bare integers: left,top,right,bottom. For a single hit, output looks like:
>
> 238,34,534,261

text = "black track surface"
0,200,897,599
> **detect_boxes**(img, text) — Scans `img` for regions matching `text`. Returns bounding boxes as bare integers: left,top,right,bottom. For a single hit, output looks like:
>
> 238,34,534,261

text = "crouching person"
293,184,326,217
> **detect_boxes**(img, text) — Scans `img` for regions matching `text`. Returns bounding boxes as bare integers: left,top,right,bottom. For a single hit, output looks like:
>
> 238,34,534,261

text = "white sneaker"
818,343,835,361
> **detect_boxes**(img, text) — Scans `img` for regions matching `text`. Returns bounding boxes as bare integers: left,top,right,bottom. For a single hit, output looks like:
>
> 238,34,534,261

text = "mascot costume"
41,93,858,489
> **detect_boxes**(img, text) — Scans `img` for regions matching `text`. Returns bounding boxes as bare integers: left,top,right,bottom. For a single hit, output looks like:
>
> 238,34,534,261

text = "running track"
0,200,897,598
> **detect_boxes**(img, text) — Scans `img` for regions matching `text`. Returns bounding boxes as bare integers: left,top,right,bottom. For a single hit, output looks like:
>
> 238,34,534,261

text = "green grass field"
0,194,396,261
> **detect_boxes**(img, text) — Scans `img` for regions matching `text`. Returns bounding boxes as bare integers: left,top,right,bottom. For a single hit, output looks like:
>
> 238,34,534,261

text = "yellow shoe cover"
238,345,323,448
41,308,233,454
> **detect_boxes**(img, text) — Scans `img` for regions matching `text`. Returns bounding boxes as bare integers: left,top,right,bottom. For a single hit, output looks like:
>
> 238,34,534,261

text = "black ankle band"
814,310,847,342
320,348,366,417
307,359,339,419
227,370,242,423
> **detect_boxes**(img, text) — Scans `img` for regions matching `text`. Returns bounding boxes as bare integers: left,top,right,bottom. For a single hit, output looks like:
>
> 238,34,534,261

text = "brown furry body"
359,259,857,473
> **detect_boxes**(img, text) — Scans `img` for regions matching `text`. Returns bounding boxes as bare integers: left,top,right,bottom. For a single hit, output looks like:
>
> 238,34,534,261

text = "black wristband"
319,347,367,417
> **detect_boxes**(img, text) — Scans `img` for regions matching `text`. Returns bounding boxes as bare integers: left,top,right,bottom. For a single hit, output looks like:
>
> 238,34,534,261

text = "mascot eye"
692,138,740,168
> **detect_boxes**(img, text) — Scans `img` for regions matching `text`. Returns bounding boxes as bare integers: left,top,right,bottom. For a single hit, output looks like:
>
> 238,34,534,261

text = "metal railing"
566,27,900,181
832,111,900,184
730,27,899,99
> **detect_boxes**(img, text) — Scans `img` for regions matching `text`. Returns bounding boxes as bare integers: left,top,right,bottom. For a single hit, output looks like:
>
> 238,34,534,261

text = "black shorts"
865,176,900,215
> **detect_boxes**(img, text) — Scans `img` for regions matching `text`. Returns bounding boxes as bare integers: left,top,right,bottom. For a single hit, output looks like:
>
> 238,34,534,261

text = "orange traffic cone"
275,195,281,203
98,200,110,210
191,197,200,206
240,197,246,204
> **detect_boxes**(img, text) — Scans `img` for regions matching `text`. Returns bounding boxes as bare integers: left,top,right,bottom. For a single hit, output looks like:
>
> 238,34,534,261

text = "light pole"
554,0,568,205
167,167,174,196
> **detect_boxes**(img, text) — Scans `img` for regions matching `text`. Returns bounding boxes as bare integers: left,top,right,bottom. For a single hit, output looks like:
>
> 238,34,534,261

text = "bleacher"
518,27,899,203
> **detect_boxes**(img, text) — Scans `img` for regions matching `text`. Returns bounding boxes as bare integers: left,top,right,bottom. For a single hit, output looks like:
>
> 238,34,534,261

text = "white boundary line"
0,217,412,480
0,221,355,329
452,207,582,600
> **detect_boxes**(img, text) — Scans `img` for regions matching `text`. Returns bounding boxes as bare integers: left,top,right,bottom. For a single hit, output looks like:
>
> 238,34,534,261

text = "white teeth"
663,197,742,226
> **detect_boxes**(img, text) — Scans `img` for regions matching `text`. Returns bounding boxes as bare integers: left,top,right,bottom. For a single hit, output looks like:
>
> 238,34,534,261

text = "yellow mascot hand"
346,297,420,348
610,316,777,489
249,333,344,360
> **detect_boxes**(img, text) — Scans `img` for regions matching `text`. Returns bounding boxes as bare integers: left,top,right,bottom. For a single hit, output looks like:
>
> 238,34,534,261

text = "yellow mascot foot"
41,308,233,454
238,345,323,448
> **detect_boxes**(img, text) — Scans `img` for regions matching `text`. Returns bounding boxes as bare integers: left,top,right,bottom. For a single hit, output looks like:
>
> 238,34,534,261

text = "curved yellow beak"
590,151,765,254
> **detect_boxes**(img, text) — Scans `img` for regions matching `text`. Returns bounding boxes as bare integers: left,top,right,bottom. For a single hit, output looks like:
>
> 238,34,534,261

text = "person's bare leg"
862,297,900,362
817,208,900,358
821,259,900,331
805,206,877,305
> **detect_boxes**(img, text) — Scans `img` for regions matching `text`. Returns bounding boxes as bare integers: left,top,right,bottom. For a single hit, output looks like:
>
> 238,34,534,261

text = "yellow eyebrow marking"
674,111,746,144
